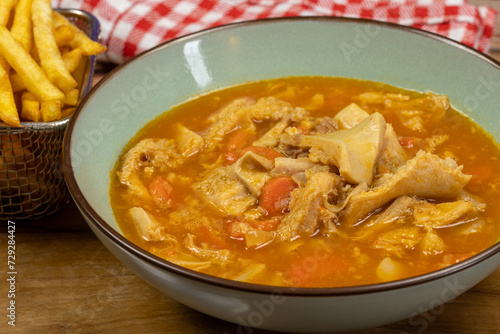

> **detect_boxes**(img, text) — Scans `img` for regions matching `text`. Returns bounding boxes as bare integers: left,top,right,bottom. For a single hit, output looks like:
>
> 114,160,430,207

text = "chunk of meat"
253,117,291,148
204,98,255,151
303,93,325,111
276,171,340,241
378,124,408,173
342,150,472,226
128,207,164,241
300,112,386,185
226,220,275,248
118,138,184,201
193,165,256,215
271,157,315,186
373,226,423,258
420,134,449,154
324,182,369,215
251,98,309,147
412,200,480,229
385,94,449,132
272,157,315,176
356,92,410,107
174,123,204,157
248,96,297,121
333,103,369,129
370,215,447,258
355,196,416,240
184,234,231,265
314,117,337,134
419,228,446,256
396,110,425,132
233,151,274,197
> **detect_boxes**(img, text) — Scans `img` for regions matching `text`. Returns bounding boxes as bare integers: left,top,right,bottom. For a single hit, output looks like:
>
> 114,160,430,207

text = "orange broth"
110,77,500,288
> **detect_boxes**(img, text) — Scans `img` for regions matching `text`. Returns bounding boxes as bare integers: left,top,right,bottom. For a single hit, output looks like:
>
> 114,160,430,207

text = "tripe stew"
110,77,500,287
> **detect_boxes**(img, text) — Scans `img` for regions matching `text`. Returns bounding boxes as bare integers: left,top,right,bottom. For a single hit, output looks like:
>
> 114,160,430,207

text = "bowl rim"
64,16,500,297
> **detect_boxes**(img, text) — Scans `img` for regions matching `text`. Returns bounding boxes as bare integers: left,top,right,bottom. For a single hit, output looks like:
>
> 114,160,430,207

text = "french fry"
70,52,88,91
30,42,40,62
0,25,64,102
0,0,16,26
9,72,24,93
0,65,20,127
61,107,76,119
0,2,106,125
32,0,77,92
0,0,15,73
40,100,62,122
63,88,79,107
21,91,41,122
62,47,83,73
53,12,107,56
54,24,74,47
10,0,33,52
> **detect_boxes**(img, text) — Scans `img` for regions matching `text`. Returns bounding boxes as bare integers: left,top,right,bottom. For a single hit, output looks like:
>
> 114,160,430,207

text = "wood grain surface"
2,3,500,332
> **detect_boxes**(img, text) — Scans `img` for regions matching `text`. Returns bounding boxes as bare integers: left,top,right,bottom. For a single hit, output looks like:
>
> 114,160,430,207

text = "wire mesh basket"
0,9,100,220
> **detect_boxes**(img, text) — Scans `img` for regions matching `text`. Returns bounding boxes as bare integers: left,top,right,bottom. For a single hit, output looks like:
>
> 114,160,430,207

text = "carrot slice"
149,176,174,209
225,130,255,152
223,151,239,165
223,130,258,165
259,177,298,216
225,219,247,240
196,225,228,250
250,217,281,231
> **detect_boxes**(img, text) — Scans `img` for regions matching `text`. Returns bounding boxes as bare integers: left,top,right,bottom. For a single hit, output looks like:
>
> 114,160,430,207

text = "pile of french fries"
0,0,106,127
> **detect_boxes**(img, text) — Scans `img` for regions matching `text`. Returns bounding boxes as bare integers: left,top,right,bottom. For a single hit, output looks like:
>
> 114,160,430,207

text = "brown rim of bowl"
63,16,500,297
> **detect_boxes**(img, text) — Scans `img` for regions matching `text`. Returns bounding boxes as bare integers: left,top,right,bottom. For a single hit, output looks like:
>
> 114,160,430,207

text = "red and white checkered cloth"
51,0,497,64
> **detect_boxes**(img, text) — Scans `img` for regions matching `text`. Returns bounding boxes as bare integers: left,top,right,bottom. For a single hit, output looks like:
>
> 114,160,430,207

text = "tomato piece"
250,217,281,231
196,225,228,250
259,177,298,216
399,136,416,148
149,176,174,208
240,146,284,160
225,219,248,240
223,151,239,165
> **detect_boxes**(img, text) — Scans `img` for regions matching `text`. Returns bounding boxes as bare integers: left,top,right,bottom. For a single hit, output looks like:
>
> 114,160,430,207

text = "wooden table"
3,2,500,333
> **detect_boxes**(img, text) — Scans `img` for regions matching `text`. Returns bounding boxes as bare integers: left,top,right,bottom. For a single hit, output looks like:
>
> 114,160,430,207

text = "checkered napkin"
51,0,497,64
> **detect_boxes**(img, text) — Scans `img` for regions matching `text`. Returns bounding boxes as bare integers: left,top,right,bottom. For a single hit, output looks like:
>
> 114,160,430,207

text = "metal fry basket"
0,9,100,220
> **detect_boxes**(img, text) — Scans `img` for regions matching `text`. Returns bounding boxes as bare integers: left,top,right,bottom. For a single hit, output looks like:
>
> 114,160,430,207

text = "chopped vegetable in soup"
110,77,500,288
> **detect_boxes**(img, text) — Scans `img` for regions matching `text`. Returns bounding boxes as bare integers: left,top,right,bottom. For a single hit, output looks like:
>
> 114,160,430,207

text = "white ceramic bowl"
63,17,500,333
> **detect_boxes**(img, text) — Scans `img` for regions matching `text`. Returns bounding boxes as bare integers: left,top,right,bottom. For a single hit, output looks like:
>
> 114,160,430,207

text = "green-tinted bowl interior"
67,17,500,233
